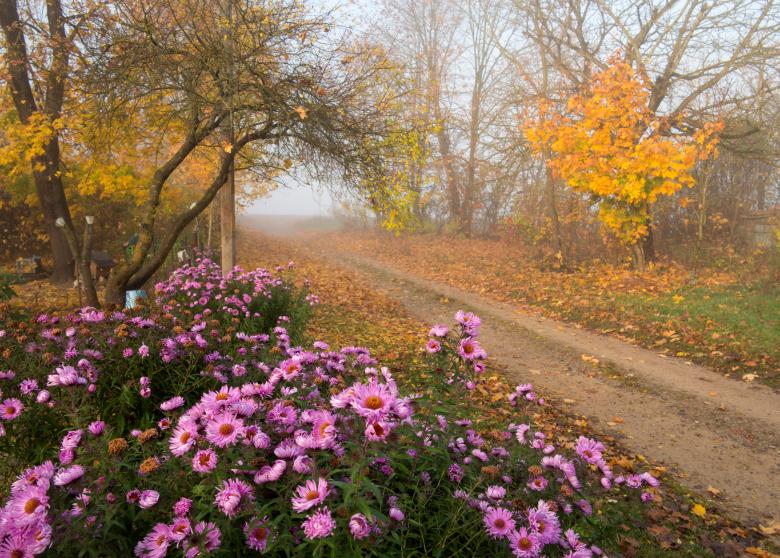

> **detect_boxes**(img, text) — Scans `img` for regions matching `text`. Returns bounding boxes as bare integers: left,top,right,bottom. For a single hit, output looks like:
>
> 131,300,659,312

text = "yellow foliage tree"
525,58,722,268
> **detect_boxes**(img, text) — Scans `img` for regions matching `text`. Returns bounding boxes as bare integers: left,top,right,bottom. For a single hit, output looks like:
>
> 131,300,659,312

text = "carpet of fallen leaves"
298,230,780,389
238,229,779,558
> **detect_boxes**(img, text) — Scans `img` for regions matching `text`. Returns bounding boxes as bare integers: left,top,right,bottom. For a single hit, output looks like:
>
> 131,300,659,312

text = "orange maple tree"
525,59,722,268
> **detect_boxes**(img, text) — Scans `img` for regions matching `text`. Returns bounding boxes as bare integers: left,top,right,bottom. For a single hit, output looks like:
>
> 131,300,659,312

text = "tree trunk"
632,243,646,272
0,0,75,283
104,278,126,308
35,174,75,283
34,139,76,283
642,223,656,264
220,163,236,273
544,158,564,260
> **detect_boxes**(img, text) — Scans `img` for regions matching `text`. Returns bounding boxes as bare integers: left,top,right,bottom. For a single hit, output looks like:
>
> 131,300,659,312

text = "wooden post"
56,216,99,307
220,0,236,275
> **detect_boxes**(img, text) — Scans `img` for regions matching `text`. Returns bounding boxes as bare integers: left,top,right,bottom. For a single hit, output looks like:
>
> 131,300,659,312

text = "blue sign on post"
125,289,147,309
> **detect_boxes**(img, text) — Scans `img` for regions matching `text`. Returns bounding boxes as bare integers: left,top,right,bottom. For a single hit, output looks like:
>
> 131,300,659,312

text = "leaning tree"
74,0,403,305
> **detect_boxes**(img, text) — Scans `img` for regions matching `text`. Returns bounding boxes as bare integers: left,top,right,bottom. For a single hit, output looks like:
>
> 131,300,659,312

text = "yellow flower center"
24,498,40,514
364,396,383,410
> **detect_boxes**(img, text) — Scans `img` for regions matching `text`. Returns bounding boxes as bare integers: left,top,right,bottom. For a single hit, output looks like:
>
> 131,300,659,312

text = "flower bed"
0,258,313,469
0,262,658,557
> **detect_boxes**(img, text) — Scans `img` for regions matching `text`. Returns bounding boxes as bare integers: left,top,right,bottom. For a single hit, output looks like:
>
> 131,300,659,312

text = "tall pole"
220,0,236,275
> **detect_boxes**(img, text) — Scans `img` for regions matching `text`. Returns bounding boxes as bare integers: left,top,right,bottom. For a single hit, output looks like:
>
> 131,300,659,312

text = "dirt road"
242,217,780,526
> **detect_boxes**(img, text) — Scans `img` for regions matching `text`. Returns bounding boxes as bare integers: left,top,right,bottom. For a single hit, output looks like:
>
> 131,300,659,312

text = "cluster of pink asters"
441,387,660,557
426,310,488,389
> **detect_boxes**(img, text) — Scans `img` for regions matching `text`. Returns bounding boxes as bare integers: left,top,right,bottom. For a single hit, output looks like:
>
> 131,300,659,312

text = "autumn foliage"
525,59,722,266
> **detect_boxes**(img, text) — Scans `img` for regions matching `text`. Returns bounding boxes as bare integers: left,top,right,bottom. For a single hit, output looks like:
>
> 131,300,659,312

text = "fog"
245,184,335,216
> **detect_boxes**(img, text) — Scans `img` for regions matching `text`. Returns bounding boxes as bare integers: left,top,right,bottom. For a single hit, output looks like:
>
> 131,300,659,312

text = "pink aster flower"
47,365,86,387
173,497,193,517
291,478,329,513
1,398,24,420
169,517,192,543
365,420,392,442
455,310,481,329
161,396,185,412
278,357,303,380
20,379,38,395
350,380,396,420
575,436,605,465
266,400,298,426
293,455,313,474
484,507,515,539
201,386,241,410
516,424,531,444
429,324,449,337
204,412,243,447
135,523,171,558
192,449,218,473
253,459,286,484
458,337,486,361
509,528,542,557
139,490,160,509
389,507,405,521
88,421,105,436
528,500,561,545
485,485,506,500
244,516,271,552
8,486,49,526
302,507,336,539
60,429,83,451
349,513,371,540
53,465,84,486
169,424,198,456
11,461,54,494
215,478,255,517
425,339,442,353
528,476,548,491
126,489,141,504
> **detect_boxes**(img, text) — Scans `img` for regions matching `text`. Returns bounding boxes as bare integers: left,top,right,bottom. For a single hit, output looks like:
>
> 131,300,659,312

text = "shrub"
0,298,657,557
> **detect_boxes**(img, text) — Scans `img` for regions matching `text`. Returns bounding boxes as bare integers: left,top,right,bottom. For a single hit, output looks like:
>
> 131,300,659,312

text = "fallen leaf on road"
706,486,720,496
758,521,780,536
611,416,624,424
746,548,780,558
742,373,758,382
